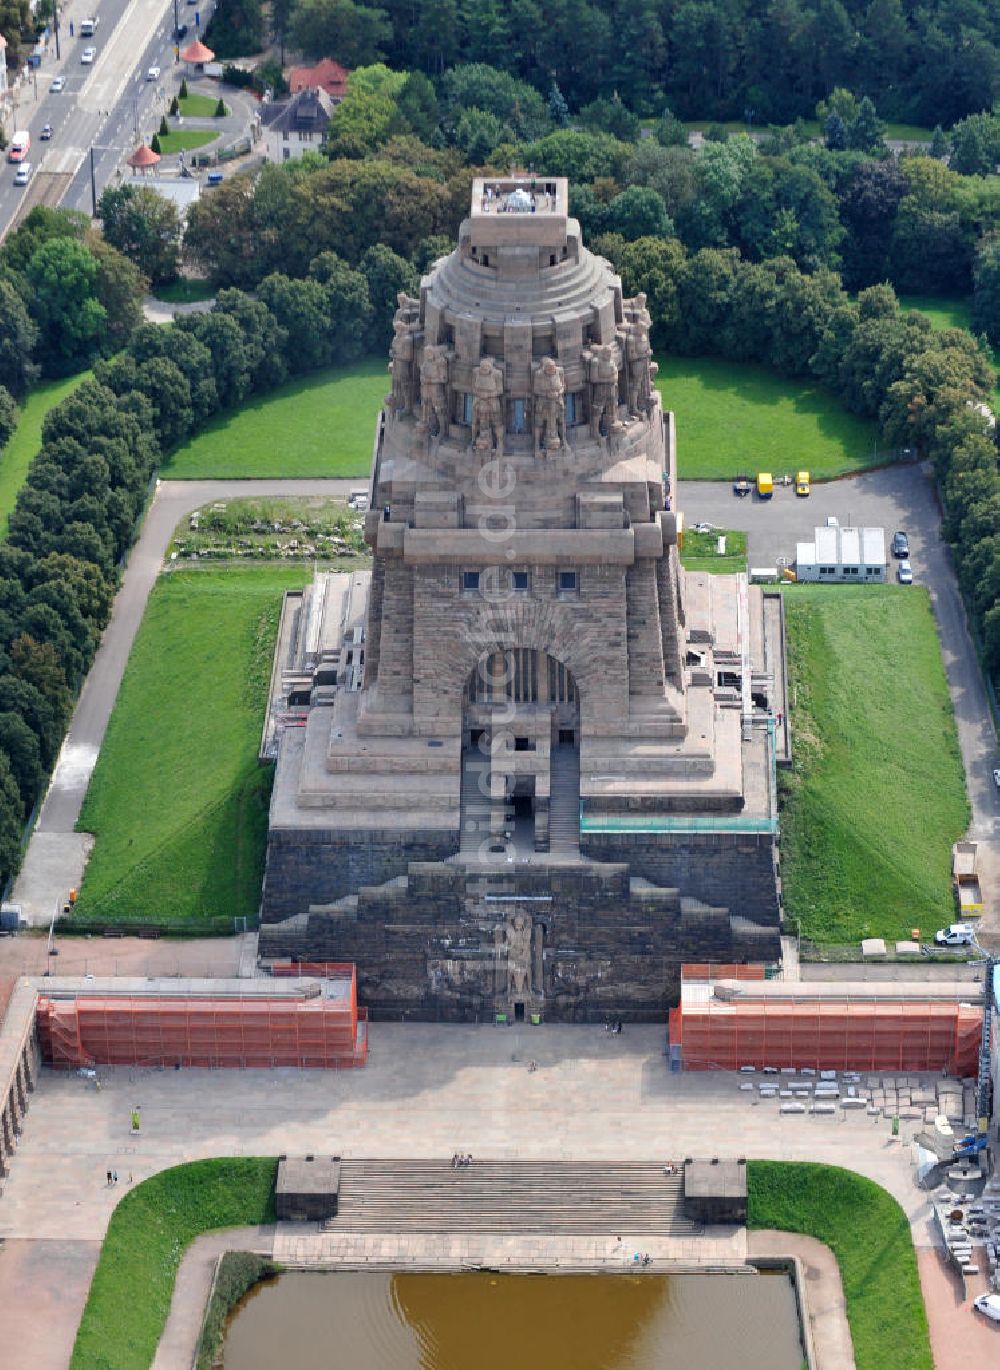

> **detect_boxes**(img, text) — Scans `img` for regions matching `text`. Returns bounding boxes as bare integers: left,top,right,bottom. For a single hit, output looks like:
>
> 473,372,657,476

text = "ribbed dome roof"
428,240,618,325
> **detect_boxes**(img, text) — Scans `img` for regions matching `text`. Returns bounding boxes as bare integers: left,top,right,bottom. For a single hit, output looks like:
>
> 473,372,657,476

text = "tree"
0,751,24,888
1,205,89,275
949,113,1000,176
257,273,336,372
169,96,180,116
98,184,181,285
655,108,689,148
308,251,374,359
290,0,391,64
88,238,148,351
26,238,107,376
204,0,265,57
929,125,950,160
392,72,439,141
0,388,16,451
180,78,189,99
175,310,253,409
442,64,550,141
213,289,290,391
150,134,163,155
606,186,672,240
824,112,847,150
454,107,510,163
548,83,569,127
972,234,1000,347
0,278,38,396
579,95,640,143
272,0,297,61
614,235,687,340
159,115,169,137
358,243,417,348
848,96,885,154
0,711,43,810
9,634,72,723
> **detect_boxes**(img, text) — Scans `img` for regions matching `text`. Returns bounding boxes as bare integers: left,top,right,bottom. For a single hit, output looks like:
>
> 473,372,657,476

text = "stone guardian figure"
532,356,567,453
585,343,623,438
471,357,505,453
387,319,417,415
505,912,533,998
418,345,451,440
623,297,656,417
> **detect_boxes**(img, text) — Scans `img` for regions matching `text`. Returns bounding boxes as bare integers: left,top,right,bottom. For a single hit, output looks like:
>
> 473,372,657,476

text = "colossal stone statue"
387,319,417,414
505,912,532,998
532,356,567,452
471,357,504,452
586,342,622,438
623,309,655,417
418,345,451,439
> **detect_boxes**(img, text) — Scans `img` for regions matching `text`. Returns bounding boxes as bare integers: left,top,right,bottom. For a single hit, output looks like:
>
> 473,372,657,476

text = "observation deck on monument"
259,175,786,1022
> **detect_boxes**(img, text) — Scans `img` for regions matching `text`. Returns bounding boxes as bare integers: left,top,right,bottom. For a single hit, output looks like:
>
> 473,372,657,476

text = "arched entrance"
460,649,580,859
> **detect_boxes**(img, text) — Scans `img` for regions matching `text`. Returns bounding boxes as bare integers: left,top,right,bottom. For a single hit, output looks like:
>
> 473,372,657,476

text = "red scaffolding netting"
681,963,767,982
37,978,367,1071
669,998,981,1075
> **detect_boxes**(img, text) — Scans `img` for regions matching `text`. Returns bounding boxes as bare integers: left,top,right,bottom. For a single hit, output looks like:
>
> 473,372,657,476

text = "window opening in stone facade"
558,569,578,593
463,570,481,591
465,650,578,709
461,392,474,425
511,399,528,433
511,570,529,591
566,393,578,426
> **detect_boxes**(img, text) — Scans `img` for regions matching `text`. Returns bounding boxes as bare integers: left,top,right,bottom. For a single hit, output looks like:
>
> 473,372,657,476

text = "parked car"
732,473,751,497
891,530,909,557
973,1293,1000,1324
79,15,98,34
40,123,52,140
934,923,976,947
81,46,96,63
174,23,188,38
993,767,1000,790
50,75,65,92
897,560,913,584
795,470,810,496
146,64,160,81
14,162,32,185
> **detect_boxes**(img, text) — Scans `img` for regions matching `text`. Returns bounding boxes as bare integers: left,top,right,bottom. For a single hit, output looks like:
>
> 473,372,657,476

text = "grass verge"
71,1158,277,1370
779,584,968,943
195,1252,280,1370
157,130,218,154
0,372,90,535
679,525,747,574
657,356,877,480
897,293,972,332
748,1161,932,1370
179,93,226,116
72,565,311,930
162,358,385,478
152,278,216,304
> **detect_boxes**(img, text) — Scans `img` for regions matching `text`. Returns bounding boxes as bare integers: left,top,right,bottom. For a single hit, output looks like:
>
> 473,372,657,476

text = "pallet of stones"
736,1068,871,1114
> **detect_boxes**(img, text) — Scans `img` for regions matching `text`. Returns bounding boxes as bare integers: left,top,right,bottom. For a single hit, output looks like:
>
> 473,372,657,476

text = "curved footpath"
10,478,359,926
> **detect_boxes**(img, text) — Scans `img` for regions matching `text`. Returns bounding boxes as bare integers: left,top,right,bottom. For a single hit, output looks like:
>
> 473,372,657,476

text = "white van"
79,15,98,35
7,131,30,163
347,490,369,511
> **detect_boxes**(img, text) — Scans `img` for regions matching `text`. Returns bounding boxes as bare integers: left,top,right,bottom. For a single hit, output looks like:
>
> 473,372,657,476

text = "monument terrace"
259,177,787,1022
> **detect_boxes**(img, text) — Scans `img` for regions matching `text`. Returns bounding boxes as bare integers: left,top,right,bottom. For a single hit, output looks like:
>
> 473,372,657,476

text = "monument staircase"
547,744,580,854
325,1159,699,1235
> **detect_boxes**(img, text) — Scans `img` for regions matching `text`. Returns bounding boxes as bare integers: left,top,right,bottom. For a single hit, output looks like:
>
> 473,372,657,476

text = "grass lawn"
156,129,218,154
152,278,215,304
0,373,90,535
162,358,385,479
73,565,311,931
748,1161,932,1370
679,525,747,574
779,585,968,943
898,293,972,332
71,1158,277,1370
178,92,225,116
657,356,878,481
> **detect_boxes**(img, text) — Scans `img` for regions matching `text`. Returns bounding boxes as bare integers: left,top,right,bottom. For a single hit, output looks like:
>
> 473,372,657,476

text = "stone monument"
261,176,786,1022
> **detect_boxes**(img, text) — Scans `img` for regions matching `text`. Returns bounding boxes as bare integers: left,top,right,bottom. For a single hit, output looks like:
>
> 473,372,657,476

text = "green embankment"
0,373,90,535
71,1158,277,1370
162,359,385,479
657,356,878,481
748,1161,932,1370
779,585,968,943
73,565,311,930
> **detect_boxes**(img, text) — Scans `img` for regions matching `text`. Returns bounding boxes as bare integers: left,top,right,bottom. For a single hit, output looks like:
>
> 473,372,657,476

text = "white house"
795,520,886,583
261,87,332,163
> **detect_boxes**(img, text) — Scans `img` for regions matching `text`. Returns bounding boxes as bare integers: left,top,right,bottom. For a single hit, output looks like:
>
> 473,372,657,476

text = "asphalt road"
11,478,358,924
680,463,1000,944
0,0,214,234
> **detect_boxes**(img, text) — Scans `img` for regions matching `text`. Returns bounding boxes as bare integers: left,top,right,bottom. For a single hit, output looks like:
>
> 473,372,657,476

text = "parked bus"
7,132,30,163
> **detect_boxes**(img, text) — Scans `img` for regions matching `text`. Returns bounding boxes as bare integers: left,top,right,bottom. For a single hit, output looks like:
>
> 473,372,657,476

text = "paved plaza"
0,1022,961,1368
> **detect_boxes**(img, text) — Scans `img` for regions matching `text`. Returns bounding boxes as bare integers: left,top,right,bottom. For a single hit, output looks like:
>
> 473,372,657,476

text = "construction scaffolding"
669,998,982,1075
37,973,367,1070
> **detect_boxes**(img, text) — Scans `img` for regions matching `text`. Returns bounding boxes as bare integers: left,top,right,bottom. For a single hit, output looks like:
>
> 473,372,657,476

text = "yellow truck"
795,470,810,496
756,471,773,499
952,841,983,916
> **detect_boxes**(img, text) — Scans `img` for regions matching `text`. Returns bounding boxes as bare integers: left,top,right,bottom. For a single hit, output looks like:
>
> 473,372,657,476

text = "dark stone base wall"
259,844,782,1022
581,831,780,927
260,827,460,922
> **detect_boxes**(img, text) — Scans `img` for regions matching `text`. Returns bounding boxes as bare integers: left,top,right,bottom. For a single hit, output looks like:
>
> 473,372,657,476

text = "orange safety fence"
681,963,767,982
36,993,367,1070
669,999,981,1075
268,961,357,979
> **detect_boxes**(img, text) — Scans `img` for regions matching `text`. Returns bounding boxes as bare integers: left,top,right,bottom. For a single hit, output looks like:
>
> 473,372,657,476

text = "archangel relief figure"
532,356,567,452
505,912,533,998
586,342,623,438
471,357,505,452
418,345,451,439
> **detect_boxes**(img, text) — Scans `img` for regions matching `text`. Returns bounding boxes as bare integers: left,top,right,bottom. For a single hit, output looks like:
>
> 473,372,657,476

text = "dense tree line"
597,234,1000,682
204,0,997,126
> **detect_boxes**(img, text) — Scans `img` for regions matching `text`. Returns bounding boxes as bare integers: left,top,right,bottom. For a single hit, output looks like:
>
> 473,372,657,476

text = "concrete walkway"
10,478,358,925
749,1230,854,1370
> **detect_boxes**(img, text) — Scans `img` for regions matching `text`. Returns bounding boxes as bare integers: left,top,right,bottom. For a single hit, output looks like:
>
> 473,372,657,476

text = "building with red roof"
288,58,349,103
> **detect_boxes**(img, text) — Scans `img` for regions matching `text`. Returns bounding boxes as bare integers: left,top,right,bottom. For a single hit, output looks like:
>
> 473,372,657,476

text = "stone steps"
548,745,580,854
327,1159,698,1235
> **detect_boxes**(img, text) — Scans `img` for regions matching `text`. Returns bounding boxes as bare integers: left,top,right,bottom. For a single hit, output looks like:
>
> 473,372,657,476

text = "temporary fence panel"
681,964,767,982
36,991,367,1070
671,999,981,1075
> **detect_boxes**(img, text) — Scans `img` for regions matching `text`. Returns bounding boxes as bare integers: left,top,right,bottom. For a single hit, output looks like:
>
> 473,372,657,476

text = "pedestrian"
106,1169,112,1186
69,19,73,34
112,1170,118,1184
128,1172,133,1184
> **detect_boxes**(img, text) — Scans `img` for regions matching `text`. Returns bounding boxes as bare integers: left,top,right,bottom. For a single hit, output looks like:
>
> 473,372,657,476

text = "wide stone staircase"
547,745,580,854
326,1159,698,1235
